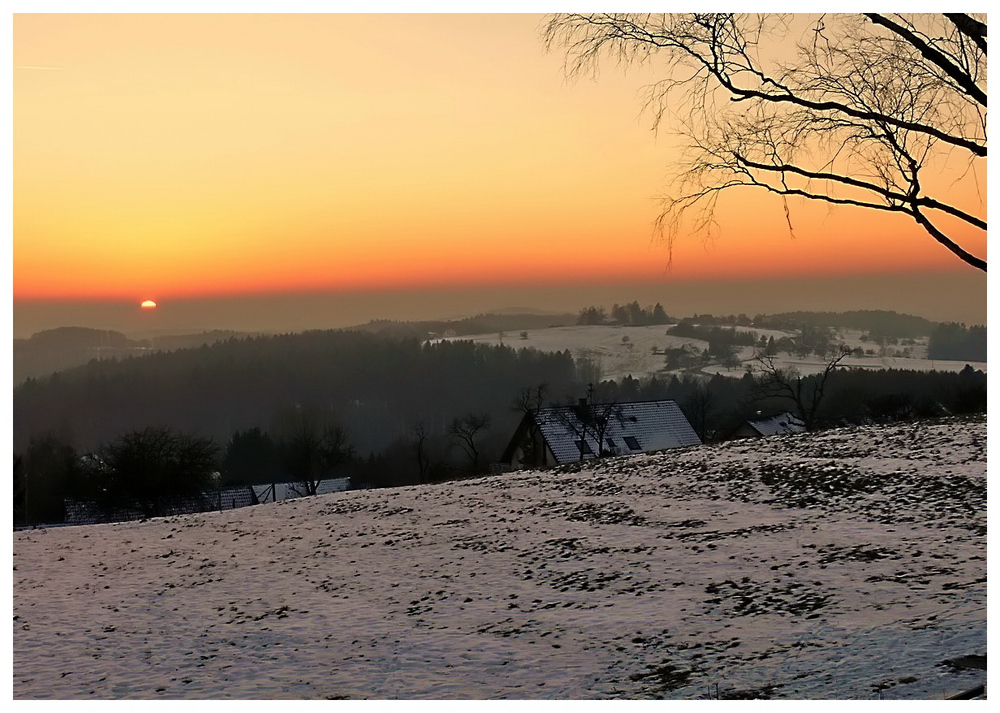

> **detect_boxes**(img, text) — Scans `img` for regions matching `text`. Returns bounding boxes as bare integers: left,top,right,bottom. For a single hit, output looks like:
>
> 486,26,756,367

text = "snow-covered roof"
747,411,806,437
534,399,700,464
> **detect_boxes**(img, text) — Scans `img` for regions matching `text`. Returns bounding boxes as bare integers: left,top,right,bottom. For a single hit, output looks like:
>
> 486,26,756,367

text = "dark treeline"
14,326,255,385
578,301,670,326
14,330,580,459
14,330,581,525
666,324,758,350
928,323,987,362
587,365,986,444
350,312,576,340
14,316,574,386
751,310,938,338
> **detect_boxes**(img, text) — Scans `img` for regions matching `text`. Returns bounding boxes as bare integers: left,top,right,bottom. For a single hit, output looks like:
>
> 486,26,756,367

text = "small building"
251,477,351,502
730,411,806,440
501,399,701,469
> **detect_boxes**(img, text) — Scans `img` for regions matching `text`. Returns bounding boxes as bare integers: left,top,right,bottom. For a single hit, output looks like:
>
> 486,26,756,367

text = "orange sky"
13,13,987,303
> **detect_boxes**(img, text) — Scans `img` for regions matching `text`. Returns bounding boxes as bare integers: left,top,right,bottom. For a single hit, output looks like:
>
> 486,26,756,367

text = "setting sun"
140,300,157,310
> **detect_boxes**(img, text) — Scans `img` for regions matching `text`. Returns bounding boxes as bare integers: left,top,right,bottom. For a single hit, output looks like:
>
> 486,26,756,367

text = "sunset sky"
12,12,987,332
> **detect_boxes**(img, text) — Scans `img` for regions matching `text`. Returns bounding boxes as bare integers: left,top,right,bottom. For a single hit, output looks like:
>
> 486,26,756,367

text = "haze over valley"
13,270,986,340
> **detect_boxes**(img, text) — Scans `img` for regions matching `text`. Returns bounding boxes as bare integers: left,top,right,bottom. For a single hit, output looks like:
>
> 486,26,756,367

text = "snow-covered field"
13,416,986,700
440,325,986,381
442,325,710,382
701,349,988,378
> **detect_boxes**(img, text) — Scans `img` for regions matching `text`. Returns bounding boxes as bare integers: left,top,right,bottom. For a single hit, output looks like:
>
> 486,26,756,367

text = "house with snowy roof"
729,411,806,440
501,398,701,469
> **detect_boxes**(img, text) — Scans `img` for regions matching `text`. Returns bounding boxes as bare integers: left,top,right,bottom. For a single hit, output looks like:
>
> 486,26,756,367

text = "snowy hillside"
13,415,985,700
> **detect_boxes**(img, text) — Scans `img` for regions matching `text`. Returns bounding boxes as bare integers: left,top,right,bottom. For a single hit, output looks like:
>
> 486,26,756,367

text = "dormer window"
623,435,641,450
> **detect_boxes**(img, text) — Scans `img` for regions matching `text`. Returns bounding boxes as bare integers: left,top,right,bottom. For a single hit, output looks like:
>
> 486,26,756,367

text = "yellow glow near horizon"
13,14,986,302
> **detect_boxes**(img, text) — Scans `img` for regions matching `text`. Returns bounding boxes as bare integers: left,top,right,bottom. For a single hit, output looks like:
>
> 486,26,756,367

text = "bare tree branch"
864,13,986,107
448,413,491,473
944,14,987,56
545,13,987,272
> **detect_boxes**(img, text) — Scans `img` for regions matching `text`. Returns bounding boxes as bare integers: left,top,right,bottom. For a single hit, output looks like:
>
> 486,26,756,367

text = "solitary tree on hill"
545,13,986,271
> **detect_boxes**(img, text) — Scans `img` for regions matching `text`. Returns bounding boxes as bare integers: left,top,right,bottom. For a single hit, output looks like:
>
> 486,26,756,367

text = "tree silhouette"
552,388,625,461
14,455,25,526
88,427,218,519
750,345,852,430
221,427,279,486
271,404,354,497
545,14,986,271
413,422,431,484
448,413,491,473
17,433,81,524
681,382,716,443
510,384,550,468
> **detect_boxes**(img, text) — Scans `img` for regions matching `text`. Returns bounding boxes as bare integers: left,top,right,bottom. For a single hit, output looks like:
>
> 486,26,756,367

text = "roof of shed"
252,477,351,502
747,411,806,437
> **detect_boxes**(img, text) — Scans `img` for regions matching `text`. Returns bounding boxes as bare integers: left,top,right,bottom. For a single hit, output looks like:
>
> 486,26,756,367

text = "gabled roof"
747,411,806,437
532,399,701,464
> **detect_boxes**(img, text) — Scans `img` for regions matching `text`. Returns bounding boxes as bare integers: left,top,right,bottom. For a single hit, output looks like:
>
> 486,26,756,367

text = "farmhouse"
730,411,806,440
502,399,701,469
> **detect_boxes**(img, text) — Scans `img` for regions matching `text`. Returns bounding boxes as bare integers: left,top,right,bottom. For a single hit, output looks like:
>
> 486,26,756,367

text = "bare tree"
750,345,852,430
89,427,218,519
272,404,353,496
681,381,716,442
510,383,549,468
512,383,549,416
448,413,491,473
589,400,626,457
545,14,986,271
553,390,625,461
413,422,431,484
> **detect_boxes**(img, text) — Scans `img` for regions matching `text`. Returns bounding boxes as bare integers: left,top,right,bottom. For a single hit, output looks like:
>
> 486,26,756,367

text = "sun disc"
140,299,157,309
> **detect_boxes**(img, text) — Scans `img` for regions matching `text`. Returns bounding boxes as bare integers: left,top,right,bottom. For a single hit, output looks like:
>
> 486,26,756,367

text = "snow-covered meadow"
439,325,986,382
441,324,711,382
13,415,985,700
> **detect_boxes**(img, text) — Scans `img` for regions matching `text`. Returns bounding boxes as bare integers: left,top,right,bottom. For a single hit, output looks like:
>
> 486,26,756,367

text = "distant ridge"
13,327,252,385
347,312,577,339
481,306,567,316
753,310,941,336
